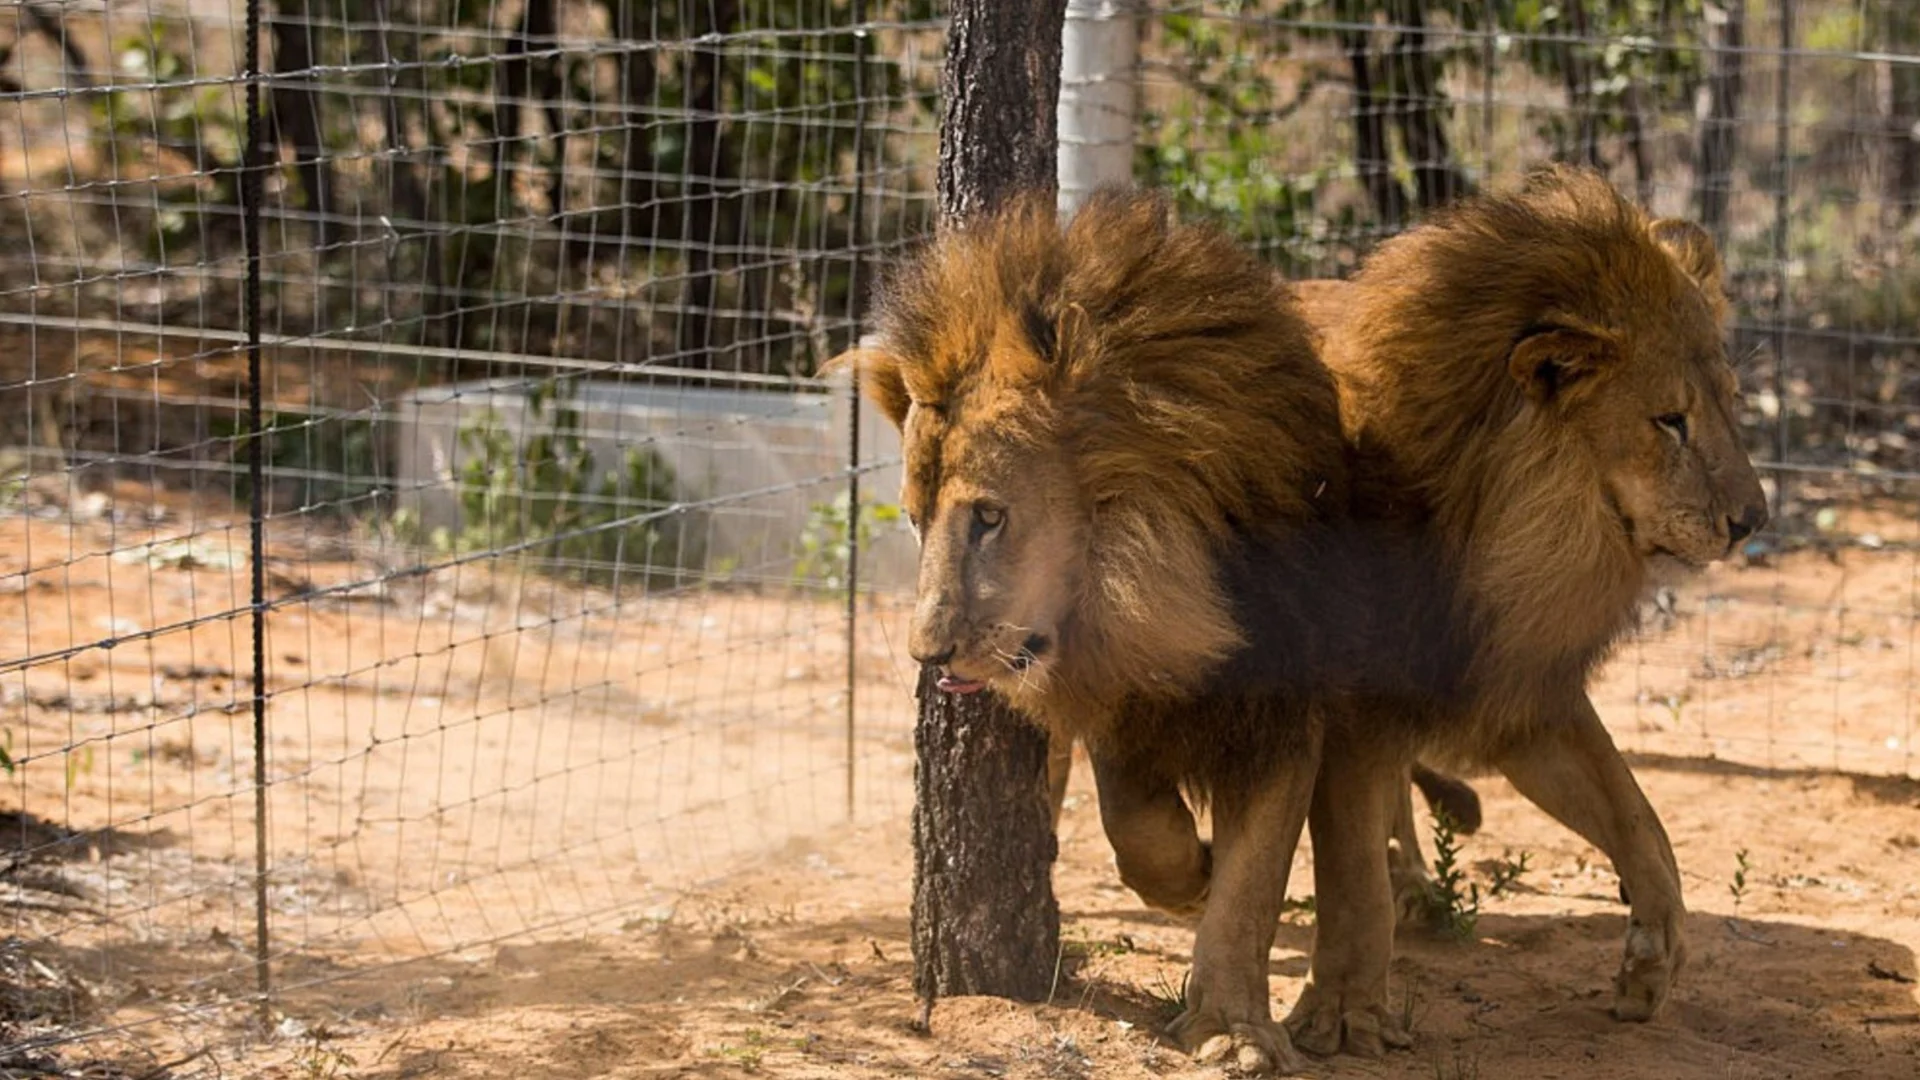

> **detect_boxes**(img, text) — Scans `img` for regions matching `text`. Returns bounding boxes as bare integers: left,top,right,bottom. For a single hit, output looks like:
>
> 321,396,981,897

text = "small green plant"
707,1029,808,1072
791,491,901,594
1423,807,1481,939
1487,849,1532,898
292,1037,357,1080
1398,985,1423,1042
64,745,94,791
417,384,696,584
1729,847,1752,915
1145,969,1189,1023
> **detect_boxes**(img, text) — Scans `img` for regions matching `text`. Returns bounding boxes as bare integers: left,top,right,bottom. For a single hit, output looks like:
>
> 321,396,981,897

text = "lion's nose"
911,642,956,667
1727,503,1767,545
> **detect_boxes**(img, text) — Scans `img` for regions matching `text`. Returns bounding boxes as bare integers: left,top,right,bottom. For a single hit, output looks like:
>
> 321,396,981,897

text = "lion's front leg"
1285,739,1414,1059
1164,747,1318,1076
1494,695,1687,1021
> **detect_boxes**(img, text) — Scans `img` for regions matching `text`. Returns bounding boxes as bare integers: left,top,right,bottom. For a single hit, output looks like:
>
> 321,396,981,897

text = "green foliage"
415,383,695,584
1422,806,1482,939
90,32,244,258
1729,846,1751,914
1473,0,1707,165
792,491,901,594
1145,968,1191,1022
1487,849,1532,897
1136,5,1353,271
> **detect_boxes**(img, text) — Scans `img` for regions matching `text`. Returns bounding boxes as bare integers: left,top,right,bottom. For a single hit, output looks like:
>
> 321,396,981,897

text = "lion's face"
1584,347,1765,567
897,394,1087,700
1506,224,1768,567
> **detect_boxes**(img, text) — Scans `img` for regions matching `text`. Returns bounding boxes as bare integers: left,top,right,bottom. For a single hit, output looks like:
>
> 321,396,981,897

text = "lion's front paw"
1611,914,1687,1021
1283,982,1413,1060
1166,1007,1304,1077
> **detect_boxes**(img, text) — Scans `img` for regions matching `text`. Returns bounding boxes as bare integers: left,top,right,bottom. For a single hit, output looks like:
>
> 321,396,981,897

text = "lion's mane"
1321,164,1733,753
846,188,1347,771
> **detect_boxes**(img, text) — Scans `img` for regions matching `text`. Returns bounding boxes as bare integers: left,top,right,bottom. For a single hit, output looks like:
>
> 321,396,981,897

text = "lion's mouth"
936,674,987,695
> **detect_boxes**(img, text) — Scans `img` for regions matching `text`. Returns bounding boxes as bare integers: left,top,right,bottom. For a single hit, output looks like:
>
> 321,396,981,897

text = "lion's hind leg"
1494,696,1687,1022
1089,749,1211,918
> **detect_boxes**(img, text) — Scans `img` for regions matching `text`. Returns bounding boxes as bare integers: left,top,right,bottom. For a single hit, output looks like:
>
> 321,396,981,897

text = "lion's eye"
972,503,1005,538
1655,413,1689,444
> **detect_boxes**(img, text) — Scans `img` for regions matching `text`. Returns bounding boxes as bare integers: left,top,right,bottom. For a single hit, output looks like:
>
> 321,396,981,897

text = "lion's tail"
1410,763,1482,835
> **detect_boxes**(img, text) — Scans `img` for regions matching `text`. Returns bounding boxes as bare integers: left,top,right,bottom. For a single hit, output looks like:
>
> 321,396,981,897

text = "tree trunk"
913,0,1066,1014
675,0,737,367
1881,5,1920,223
1386,0,1474,211
1694,0,1744,245
934,0,1069,223
1559,0,1601,167
1339,15,1410,228
617,0,660,243
269,0,341,250
494,0,567,220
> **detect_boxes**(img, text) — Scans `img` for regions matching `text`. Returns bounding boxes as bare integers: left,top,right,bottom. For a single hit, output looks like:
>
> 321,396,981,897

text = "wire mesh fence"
0,0,1916,1074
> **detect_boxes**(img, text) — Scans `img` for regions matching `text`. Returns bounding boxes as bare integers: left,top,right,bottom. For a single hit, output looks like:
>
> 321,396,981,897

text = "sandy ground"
1,487,1918,1078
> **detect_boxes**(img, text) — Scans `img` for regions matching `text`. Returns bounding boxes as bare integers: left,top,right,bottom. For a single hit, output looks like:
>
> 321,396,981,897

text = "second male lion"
836,189,1351,1075
1284,165,1768,1057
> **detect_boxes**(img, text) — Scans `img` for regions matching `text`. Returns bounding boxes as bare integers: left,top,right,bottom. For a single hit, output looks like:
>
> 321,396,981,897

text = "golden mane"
836,188,1346,726
1323,163,1733,699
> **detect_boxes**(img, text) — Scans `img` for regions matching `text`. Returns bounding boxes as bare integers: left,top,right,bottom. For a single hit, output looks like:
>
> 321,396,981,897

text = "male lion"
834,188,1350,1074
1282,165,1769,1057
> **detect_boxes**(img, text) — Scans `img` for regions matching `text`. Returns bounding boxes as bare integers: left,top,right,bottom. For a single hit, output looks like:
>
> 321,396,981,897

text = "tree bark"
675,0,738,367
934,0,1069,223
913,0,1066,1013
494,0,568,220
1385,0,1474,211
1339,15,1410,228
1559,0,1601,167
269,0,342,250
1880,4,1920,223
1694,0,1744,246
617,0,661,243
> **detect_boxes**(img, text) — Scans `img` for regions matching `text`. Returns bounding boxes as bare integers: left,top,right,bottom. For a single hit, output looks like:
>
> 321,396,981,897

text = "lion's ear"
821,344,911,429
1507,321,1621,405
1648,217,1724,296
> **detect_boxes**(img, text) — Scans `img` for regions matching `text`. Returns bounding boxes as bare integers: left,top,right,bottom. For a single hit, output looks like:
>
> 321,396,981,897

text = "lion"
1279,165,1769,1058
832,188,1352,1074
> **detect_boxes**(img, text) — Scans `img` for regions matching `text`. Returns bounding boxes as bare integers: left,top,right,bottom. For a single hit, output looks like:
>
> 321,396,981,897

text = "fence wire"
0,0,1916,1074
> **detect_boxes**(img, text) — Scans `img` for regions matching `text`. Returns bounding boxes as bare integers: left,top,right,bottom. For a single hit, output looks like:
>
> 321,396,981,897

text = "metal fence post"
1058,0,1138,214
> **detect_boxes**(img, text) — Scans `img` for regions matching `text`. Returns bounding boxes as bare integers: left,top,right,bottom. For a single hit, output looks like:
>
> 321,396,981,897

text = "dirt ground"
2,487,1919,1078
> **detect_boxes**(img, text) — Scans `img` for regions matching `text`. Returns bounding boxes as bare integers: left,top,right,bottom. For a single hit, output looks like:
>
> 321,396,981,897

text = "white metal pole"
1058,0,1139,216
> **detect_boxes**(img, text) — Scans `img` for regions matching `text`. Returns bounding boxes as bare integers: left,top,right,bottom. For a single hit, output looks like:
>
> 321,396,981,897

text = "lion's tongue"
937,674,986,695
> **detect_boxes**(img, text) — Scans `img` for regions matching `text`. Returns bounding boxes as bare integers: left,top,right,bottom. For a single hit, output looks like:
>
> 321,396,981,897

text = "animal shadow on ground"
246,898,1919,1079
